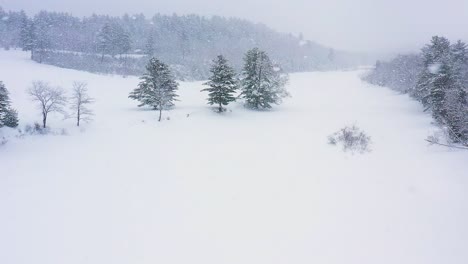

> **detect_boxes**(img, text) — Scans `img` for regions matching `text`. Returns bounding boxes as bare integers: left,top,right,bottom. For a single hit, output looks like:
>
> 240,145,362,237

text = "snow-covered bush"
328,125,372,153
0,136,7,146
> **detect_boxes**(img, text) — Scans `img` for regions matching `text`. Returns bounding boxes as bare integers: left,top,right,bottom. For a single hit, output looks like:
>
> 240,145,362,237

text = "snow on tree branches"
364,36,468,146
70,82,94,127
0,81,19,128
202,55,238,112
28,81,67,128
240,48,289,109
129,58,179,121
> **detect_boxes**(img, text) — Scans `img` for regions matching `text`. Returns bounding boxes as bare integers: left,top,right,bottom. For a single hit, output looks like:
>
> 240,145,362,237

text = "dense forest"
364,36,468,146
0,7,367,79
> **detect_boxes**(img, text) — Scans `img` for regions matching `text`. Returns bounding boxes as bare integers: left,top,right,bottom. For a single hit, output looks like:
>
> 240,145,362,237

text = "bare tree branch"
425,139,468,150
28,81,67,128
70,81,94,127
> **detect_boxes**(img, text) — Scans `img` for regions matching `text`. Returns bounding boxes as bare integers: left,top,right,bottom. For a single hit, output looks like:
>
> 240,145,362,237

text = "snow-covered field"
1,50,467,264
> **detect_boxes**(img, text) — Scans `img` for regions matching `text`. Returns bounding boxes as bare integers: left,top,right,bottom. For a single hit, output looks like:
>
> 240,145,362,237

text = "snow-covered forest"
364,36,468,146
0,7,367,79
1,1,468,264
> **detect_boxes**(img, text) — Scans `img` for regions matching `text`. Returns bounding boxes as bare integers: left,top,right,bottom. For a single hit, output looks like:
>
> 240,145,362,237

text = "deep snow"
0,50,467,264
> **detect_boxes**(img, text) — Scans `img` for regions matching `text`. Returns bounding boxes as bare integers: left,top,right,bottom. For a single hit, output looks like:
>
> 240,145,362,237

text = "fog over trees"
0,6,366,80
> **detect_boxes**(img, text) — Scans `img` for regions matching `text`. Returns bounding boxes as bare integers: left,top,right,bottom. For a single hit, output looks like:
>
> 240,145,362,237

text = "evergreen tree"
451,40,468,87
0,82,19,128
430,61,452,122
240,48,289,109
412,37,468,143
145,30,155,56
115,26,131,57
97,22,131,60
129,58,179,121
445,40,468,142
413,36,451,105
0,82,9,117
201,55,238,112
2,108,19,128
97,23,114,61
33,11,52,63
19,16,35,59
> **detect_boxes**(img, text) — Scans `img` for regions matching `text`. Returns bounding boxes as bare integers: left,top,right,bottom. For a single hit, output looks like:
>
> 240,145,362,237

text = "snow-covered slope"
0,50,467,264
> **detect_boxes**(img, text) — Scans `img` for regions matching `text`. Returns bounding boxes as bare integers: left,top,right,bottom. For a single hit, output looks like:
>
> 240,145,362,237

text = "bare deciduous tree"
28,81,67,128
70,82,94,126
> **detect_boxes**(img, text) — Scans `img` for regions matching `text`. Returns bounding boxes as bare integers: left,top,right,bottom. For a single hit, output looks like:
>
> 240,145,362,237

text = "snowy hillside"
1,50,467,264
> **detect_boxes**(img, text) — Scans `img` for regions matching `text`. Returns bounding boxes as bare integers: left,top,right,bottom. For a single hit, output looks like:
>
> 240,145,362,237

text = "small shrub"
23,123,49,135
24,124,33,134
34,122,42,133
328,125,372,154
0,136,7,146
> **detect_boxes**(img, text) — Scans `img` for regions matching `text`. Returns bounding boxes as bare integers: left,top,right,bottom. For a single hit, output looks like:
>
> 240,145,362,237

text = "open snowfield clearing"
1,50,467,264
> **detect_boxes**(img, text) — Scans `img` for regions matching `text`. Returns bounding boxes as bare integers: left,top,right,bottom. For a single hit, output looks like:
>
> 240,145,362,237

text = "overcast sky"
1,0,468,53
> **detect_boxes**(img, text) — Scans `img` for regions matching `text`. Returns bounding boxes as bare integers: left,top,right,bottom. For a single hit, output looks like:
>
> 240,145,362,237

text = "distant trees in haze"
19,11,52,63
0,6,360,80
97,22,131,61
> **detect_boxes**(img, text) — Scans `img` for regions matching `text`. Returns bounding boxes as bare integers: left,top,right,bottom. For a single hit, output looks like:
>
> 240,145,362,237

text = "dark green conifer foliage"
240,48,289,109
129,58,179,121
0,82,19,128
202,55,238,112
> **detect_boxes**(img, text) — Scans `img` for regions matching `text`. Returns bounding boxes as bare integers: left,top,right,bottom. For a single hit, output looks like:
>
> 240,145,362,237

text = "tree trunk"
257,64,263,109
42,113,47,128
77,108,80,127
219,103,223,113
158,108,162,122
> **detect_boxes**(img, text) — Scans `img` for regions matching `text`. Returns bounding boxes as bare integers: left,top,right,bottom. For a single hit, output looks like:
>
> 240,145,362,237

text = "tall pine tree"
202,55,238,112
0,81,19,128
19,16,35,59
240,48,289,109
145,30,156,57
33,11,52,63
445,40,468,142
129,58,179,121
414,36,452,107
414,36,468,143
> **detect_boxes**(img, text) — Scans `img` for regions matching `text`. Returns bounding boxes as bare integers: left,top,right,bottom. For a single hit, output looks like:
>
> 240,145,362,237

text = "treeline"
364,36,468,145
0,6,364,79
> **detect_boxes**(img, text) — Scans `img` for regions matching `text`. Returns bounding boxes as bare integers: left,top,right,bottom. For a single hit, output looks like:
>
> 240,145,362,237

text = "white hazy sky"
1,0,468,53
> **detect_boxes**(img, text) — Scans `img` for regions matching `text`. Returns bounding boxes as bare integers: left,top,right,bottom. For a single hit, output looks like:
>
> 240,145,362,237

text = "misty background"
1,0,468,53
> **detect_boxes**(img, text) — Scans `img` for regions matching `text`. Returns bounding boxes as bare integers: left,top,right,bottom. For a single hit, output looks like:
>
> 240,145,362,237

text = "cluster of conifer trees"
129,48,289,121
0,7,350,80
365,36,468,145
